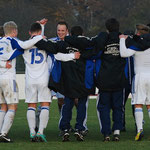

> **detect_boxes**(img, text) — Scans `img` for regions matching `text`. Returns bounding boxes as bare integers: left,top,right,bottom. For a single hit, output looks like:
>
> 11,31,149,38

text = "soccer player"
47,26,93,142
49,21,69,113
0,21,43,142
93,18,129,142
47,21,79,135
119,24,150,141
23,22,52,142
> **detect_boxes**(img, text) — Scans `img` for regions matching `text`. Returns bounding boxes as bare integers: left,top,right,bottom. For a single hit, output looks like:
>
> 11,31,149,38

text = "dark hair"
30,23,42,33
71,26,83,36
105,18,119,32
0,26,4,37
57,21,68,29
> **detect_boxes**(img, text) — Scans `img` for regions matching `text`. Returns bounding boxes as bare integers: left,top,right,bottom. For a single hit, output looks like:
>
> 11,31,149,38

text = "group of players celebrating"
0,17,150,143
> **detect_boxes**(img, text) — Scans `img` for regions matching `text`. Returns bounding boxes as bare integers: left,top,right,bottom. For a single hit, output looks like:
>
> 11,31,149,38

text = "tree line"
0,0,149,72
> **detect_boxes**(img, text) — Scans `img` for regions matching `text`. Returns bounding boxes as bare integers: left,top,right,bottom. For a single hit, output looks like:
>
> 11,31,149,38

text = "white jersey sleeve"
120,38,136,57
17,35,43,49
54,53,75,61
41,24,44,36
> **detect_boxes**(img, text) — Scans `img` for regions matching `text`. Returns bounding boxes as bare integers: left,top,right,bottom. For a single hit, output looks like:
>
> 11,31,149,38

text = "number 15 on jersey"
29,48,44,64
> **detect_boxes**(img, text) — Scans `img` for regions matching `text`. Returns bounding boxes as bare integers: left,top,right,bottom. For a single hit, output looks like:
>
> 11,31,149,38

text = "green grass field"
1,99,150,150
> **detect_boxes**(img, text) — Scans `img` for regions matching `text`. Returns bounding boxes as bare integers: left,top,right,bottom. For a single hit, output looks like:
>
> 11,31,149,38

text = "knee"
0,104,8,112
28,103,37,108
8,104,18,111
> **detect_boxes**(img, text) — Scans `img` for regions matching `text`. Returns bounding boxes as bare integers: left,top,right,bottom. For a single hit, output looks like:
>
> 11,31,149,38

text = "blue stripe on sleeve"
129,46,141,51
8,49,24,60
7,38,24,50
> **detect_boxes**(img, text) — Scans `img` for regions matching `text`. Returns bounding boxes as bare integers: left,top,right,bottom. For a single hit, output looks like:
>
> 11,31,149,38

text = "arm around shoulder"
17,35,43,49
35,39,58,54
120,38,135,57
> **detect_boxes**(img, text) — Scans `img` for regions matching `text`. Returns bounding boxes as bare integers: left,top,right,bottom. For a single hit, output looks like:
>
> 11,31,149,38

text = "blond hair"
3,21,17,35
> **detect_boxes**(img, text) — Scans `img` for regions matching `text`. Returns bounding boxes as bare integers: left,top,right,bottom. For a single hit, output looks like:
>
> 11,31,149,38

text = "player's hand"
74,52,80,59
6,61,12,69
42,35,46,39
37,18,48,25
119,34,128,39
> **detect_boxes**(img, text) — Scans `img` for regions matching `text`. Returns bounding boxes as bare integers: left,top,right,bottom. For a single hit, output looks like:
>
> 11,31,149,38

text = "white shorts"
131,73,150,105
25,81,51,103
0,79,19,104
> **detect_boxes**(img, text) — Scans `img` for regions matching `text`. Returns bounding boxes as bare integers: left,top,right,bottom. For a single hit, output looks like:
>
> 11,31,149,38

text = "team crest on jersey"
104,43,119,56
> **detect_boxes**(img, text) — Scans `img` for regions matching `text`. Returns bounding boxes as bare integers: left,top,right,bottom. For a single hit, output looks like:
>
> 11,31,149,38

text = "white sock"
0,110,6,132
38,106,49,134
135,108,143,133
1,110,15,135
27,107,36,135
114,130,120,135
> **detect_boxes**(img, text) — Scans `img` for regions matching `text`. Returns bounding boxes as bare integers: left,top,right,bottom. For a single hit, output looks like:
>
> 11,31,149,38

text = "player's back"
23,46,48,82
0,37,16,79
134,48,150,74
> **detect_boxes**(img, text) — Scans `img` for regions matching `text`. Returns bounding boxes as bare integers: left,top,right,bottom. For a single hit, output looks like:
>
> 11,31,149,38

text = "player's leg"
97,92,111,141
0,87,7,131
134,104,144,141
36,82,51,142
0,104,17,135
146,77,150,121
134,74,146,141
27,103,37,141
25,81,38,142
36,102,50,142
112,90,124,141
0,79,18,142
122,87,131,132
74,96,88,141
146,105,150,120
59,97,74,142
0,104,7,131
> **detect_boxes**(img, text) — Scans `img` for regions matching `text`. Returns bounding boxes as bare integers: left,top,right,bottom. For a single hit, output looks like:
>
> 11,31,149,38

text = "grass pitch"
1,99,150,150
